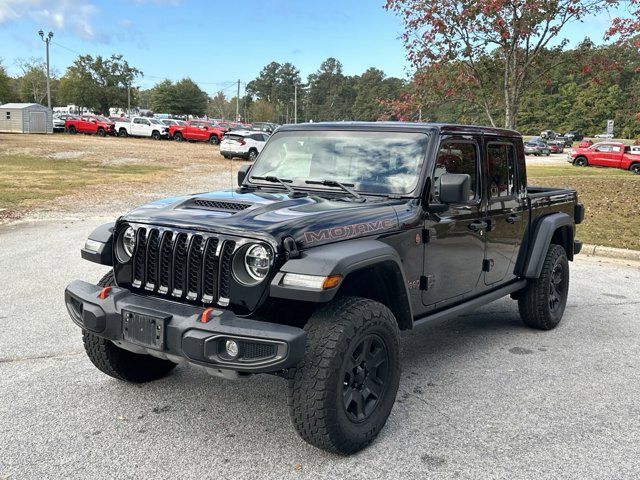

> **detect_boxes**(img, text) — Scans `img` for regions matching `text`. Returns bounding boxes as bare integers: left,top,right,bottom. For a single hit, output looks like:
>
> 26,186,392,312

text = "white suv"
220,130,269,161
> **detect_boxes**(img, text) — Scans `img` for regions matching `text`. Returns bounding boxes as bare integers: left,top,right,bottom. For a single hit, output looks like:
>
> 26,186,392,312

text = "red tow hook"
97,286,112,299
200,307,214,323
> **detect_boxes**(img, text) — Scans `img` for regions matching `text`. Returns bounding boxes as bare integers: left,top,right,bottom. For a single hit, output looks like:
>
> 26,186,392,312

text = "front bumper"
65,280,306,375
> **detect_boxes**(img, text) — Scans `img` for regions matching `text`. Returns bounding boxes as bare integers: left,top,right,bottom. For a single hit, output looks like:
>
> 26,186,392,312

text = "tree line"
2,36,640,137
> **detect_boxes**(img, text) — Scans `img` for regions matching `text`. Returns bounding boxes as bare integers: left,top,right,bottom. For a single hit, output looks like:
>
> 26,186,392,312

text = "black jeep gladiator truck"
65,122,584,454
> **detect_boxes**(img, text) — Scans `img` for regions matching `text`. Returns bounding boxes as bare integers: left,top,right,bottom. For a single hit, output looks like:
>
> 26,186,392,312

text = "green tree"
173,78,208,116
59,54,141,114
0,60,16,104
150,80,176,113
352,68,404,120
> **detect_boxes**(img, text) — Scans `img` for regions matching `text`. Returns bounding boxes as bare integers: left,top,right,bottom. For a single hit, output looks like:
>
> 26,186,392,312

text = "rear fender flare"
517,212,573,278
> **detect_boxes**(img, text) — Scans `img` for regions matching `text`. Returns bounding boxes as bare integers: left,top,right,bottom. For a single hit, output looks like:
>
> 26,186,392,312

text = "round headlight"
116,226,136,262
244,244,272,282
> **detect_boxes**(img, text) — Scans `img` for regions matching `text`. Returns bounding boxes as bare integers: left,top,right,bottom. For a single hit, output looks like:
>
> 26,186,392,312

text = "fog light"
225,339,239,358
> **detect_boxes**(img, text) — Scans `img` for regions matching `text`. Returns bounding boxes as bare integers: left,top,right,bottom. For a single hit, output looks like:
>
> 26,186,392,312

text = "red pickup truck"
169,120,225,145
568,142,640,174
65,115,115,136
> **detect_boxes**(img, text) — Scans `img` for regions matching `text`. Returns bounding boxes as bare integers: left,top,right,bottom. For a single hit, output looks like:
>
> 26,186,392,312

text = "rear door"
483,139,526,285
422,136,486,307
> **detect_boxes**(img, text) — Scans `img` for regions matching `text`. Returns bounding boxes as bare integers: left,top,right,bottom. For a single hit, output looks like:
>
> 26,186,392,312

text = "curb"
581,244,640,262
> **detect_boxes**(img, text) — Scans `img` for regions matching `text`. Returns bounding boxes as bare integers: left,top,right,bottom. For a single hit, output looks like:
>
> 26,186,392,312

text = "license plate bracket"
122,309,169,350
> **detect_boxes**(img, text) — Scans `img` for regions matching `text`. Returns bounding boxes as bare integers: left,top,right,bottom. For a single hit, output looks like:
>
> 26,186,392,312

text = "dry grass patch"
0,153,162,209
528,163,640,250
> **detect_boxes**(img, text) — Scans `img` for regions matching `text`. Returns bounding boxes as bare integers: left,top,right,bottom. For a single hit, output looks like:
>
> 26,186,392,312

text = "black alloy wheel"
341,334,389,423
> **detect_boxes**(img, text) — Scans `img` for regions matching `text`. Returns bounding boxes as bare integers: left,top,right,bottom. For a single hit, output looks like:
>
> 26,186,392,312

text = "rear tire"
630,163,640,175
518,244,569,330
82,271,177,383
287,297,401,454
209,135,220,145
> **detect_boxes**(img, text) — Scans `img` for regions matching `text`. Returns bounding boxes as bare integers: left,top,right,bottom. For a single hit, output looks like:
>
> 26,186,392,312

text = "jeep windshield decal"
248,130,429,196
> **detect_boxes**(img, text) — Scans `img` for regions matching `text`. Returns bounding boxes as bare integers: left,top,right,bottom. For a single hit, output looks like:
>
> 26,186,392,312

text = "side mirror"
439,173,470,204
237,164,251,186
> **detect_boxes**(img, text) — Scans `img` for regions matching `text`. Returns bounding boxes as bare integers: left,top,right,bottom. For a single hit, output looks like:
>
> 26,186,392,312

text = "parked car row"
568,141,640,174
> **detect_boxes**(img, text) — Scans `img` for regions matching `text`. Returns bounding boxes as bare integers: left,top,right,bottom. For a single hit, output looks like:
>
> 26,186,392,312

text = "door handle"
506,214,522,224
468,220,488,232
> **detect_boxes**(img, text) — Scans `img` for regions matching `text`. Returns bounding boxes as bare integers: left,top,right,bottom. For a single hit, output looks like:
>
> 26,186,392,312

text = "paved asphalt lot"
1,217,640,480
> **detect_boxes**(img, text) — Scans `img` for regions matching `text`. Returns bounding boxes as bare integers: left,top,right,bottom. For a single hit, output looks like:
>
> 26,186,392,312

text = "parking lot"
1,131,639,478
1,218,639,479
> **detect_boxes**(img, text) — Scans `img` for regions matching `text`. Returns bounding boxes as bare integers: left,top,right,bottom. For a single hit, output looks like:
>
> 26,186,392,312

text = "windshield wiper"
250,175,296,195
305,179,365,202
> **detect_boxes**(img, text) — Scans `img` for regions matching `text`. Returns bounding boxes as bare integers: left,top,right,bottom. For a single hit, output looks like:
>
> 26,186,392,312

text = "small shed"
0,103,53,134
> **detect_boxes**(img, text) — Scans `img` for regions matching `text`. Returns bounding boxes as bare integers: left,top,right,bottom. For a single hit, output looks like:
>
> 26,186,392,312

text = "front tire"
82,271,177,383
68,125,76,134
209,135,220,145
174,132,183,142
248,149,258,161
118,128,128,138
287,297,401,454
151,130,161,140
518,244,569,330
574,157,588,167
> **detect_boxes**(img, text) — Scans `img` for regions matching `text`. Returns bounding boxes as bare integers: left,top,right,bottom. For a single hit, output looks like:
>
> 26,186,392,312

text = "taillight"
236,138,246,145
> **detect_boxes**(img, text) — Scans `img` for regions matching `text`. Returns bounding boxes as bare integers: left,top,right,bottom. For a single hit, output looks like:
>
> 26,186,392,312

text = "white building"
0,103,53,134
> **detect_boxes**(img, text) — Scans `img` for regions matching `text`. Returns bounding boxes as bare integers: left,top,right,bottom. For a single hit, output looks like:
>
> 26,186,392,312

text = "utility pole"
294,84,298,124
38,29,54,110
236,79,240,122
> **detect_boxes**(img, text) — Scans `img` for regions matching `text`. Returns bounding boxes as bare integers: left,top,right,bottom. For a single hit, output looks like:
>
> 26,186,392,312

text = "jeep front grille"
127,226,236,305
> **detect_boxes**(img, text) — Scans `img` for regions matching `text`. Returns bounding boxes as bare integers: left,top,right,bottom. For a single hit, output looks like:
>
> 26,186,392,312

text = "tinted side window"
487,143,517,198
433,141,478,202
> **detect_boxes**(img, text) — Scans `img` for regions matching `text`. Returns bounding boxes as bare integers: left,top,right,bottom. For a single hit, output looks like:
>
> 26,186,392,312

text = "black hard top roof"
276,121,521,138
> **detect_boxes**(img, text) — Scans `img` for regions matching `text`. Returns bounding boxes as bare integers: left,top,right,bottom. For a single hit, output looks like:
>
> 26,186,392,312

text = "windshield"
248,130,429,195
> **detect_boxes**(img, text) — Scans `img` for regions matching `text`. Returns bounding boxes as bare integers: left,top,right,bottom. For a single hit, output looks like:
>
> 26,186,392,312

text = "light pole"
294,83,297,124
38,29,54,110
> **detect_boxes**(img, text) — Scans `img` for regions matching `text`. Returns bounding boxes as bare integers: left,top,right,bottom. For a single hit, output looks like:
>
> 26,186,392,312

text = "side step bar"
413,280,527,329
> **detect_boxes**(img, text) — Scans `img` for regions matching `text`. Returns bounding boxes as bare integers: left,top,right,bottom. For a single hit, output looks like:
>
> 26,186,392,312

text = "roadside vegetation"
528,164,640,250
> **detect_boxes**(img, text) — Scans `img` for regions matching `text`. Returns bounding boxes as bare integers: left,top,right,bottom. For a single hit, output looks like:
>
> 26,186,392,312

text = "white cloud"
0,0,98,40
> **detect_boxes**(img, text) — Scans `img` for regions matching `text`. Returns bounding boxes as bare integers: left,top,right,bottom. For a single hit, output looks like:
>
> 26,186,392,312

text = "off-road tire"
518,244,569,330
287,297,401,454
574,156,588,167
630,163,640,175
174,132,183,142
82,271,177,383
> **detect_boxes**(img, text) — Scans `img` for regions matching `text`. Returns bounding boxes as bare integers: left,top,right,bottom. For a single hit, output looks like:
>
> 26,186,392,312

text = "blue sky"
0,0,627,96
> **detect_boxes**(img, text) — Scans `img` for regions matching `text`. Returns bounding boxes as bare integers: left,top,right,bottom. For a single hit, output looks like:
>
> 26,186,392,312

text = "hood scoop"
183,198,253,212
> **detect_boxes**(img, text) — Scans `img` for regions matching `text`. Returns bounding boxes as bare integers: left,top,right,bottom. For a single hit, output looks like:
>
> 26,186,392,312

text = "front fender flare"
270,239,413,325
81,222,115,266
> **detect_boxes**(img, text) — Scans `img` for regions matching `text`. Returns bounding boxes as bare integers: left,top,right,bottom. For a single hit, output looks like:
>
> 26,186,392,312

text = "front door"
422,136,486,307
484,140,525,285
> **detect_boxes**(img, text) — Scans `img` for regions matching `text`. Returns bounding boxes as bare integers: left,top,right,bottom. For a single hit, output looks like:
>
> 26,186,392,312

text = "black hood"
120,189,403,249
